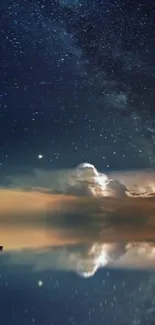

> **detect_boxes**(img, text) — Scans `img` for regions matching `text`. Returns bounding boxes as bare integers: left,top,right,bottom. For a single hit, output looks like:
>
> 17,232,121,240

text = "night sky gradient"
1,0,155,324
1,0,155,173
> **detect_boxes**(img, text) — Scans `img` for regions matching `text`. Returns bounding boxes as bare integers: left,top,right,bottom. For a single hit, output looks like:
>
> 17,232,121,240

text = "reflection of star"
38,280,43,287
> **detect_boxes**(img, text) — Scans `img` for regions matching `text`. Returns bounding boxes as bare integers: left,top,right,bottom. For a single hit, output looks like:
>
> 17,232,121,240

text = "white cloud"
1,163,155,277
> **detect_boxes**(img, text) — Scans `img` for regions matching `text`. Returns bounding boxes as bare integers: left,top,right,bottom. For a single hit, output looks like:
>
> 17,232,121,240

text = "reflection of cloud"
1,163,155,276
2,242,155,278
4,244,111,277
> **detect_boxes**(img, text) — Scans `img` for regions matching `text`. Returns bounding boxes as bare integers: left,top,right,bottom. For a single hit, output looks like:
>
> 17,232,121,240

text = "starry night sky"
1,0,155,173
1,0,155,324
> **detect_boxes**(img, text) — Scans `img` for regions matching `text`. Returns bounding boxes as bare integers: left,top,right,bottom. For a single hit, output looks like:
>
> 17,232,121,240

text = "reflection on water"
1,164,155,277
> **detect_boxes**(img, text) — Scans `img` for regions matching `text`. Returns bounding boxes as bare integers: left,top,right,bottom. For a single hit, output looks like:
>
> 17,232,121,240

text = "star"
38,154,43,159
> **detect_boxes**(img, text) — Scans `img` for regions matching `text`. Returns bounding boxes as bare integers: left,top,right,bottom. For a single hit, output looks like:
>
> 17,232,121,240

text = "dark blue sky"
1,1,155,324
1,0,155,173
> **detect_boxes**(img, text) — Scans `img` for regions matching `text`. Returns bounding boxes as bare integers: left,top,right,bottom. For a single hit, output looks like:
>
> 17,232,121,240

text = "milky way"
1,0,155,171
1,1,155,324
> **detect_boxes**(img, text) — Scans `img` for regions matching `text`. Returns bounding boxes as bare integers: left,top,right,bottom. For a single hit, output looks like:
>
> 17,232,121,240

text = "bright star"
38,154,43,159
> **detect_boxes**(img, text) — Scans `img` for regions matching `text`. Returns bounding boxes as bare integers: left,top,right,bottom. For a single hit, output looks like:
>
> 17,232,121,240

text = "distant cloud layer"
1,163,155,277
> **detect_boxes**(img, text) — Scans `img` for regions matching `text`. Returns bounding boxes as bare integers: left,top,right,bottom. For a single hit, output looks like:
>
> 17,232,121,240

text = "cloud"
1,163,155,276
2,242,155,278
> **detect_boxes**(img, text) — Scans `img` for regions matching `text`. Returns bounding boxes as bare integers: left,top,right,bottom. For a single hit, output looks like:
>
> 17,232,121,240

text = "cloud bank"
1,163,155,277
